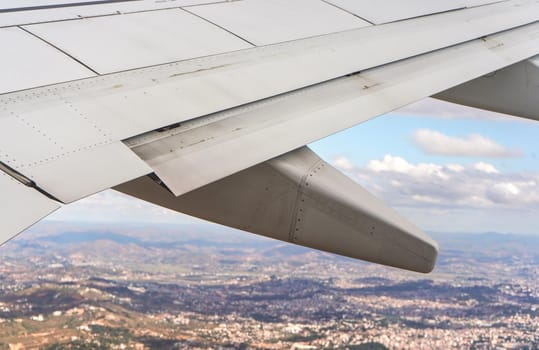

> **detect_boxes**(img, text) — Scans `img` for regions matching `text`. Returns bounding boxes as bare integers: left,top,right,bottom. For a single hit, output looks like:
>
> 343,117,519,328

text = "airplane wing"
1,0,538,273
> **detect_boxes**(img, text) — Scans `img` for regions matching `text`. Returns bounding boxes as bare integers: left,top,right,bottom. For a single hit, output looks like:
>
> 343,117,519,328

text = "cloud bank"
333,154,539,210
413,129,522,158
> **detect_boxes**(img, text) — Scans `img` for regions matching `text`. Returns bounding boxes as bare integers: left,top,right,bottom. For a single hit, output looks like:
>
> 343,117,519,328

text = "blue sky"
45,99,539,235
312,99,539,234
312,107,539,173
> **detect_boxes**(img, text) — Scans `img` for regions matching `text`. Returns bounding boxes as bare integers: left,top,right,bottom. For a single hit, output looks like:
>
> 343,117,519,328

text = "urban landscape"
0,220,537,349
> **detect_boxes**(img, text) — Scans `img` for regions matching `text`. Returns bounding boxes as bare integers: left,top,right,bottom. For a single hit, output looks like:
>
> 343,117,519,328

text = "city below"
0,221,537,349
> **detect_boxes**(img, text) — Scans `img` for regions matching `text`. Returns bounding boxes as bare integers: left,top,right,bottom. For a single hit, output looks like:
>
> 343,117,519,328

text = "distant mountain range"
13,221,539,259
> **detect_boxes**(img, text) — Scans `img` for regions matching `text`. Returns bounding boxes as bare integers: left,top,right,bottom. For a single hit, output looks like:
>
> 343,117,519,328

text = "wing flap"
128,22,539,196
24,142,152,203
0,168,59,245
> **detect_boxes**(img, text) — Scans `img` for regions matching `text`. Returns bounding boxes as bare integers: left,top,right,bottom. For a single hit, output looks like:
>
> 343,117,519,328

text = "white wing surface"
1,0,538,273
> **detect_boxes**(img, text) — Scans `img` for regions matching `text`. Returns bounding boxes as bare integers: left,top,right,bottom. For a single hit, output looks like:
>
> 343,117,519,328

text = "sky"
45,98,539,235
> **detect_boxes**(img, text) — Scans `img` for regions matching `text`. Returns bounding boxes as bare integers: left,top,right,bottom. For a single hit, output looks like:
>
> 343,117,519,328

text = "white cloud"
496,183,521,195
333,154,539,210
366,155,447,179
447,164,464,173
367,155,413,173
411,194,442,204
333,156,355,171
474,162,499,174
413,129,522,158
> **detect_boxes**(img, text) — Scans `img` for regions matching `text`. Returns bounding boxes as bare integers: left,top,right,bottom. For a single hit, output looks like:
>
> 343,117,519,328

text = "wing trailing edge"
116,147,438,273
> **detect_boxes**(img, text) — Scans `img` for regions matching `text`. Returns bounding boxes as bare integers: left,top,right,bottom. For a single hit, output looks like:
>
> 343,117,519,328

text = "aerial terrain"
0,221,537,349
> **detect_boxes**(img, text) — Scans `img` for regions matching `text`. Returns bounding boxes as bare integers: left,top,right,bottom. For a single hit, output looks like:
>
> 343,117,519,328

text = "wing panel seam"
180,7,257,47
19,26,100,75
319,0,374,24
